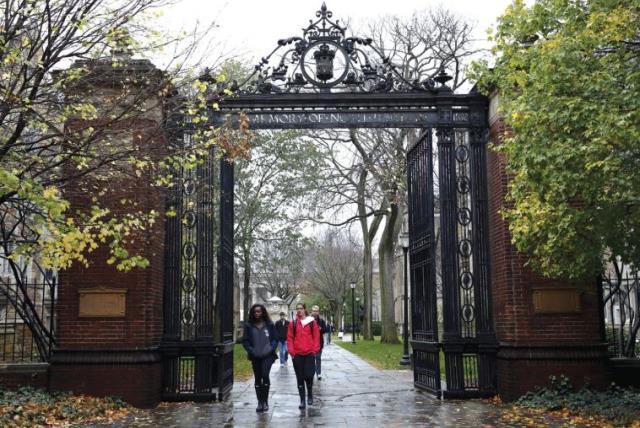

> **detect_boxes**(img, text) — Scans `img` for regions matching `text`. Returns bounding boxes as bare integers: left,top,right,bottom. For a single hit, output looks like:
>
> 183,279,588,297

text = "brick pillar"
487,93,610,401
49,56,167,408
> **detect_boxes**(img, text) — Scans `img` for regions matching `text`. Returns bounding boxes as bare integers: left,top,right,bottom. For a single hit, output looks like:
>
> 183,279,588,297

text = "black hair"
248,303,271,324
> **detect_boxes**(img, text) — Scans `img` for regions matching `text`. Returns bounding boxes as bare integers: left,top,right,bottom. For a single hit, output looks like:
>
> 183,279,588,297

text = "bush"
343,324,362,333
517,375,640,425
372,321,382,336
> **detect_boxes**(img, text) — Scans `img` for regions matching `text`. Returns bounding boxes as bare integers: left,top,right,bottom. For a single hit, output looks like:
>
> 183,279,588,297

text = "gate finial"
234,4,437,94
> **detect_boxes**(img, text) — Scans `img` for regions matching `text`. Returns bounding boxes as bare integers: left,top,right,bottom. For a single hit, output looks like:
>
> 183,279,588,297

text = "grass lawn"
233,343,253,381
335,337,477,382
335,336,411,370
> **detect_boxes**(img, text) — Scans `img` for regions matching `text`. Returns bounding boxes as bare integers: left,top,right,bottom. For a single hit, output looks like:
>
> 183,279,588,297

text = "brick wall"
497,358,609,398
50,116,167,408
49,361,161,408
487,94,610,400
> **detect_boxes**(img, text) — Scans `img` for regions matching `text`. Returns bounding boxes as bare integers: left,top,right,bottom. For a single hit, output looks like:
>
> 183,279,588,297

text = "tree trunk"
362,238,374,340
379,202,400,344
357,168,382,341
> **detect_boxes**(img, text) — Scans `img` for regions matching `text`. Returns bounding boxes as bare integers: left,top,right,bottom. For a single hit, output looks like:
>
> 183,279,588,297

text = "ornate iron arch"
204,4,490,131
227,2,452,95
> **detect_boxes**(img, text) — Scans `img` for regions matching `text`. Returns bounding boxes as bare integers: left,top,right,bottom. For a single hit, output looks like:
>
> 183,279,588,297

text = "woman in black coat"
242,303,277,413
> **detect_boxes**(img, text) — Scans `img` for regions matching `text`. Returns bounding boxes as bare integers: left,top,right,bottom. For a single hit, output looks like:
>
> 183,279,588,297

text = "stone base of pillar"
49,349,162,408
496,343,610,401
610,358,640,388
0,363,49,390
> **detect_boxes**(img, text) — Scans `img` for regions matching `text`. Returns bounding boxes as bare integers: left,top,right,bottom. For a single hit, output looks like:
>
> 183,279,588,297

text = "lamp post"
399,232,411,365
350,281,356,344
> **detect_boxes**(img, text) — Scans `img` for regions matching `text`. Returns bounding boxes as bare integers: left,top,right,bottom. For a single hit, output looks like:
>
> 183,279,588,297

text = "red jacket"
287,315,320,357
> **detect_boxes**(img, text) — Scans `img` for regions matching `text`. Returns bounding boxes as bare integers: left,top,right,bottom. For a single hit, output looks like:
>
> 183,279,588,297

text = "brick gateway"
45,3,608,407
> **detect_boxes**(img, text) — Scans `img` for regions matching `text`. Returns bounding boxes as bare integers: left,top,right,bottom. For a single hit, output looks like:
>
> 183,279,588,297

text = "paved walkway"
86,343,562,427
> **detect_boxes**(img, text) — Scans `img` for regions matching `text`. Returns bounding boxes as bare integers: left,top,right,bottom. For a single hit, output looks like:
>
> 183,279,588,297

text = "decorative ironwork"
196,2,496,402
181,139,198,339
601,264,640,358
217,159,235,345
431,126,496,398
0,264,56,363
398,123,496,398
161,105,234,401
455,130,475,339
407,130,440,395
227,3,452,94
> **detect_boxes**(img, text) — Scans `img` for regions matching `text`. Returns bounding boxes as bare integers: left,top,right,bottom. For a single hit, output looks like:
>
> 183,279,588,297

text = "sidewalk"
86,343,543,427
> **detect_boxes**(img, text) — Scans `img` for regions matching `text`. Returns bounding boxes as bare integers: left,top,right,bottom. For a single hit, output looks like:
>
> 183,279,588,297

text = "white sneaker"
318,375,322,380
280,364,284,367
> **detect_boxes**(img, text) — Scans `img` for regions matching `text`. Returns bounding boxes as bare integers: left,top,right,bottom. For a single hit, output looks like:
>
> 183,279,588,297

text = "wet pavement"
84,343,568,427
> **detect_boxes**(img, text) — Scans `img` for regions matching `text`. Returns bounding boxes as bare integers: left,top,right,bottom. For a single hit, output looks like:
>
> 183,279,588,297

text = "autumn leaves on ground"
3,380,640,427
3,346,639,427
0,387,129,427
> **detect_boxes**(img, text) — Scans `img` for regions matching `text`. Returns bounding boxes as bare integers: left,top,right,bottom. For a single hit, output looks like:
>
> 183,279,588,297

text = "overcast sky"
159,0,516,68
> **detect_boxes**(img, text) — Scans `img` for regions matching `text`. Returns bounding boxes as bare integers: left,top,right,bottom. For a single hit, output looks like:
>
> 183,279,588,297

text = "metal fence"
601,266,640,359
0,266,56,363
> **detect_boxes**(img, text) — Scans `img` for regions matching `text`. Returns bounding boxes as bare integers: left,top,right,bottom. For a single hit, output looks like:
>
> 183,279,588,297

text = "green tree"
0,0,221,360
234,130,322,316
470,0,640,280
305,130,384,341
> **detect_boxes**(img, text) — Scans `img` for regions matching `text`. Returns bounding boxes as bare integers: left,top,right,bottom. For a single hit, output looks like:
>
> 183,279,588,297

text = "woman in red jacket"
287,302,320,409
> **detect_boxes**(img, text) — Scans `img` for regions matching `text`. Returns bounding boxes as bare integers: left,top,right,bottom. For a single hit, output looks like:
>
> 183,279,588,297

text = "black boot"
305,379,314,406
297,385,306,409
255,386,265,413
262,384,270,412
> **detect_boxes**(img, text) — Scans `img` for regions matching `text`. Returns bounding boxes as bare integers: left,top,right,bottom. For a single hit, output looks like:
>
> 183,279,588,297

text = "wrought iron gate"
160,111,234,401
407,125,496,398
160,3,496,401
407,130,441,395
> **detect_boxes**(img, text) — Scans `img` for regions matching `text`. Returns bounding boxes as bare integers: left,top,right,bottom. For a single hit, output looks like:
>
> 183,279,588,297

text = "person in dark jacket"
274,312,289,366
242,303,277,413
287,302,320,409
311,305,328,380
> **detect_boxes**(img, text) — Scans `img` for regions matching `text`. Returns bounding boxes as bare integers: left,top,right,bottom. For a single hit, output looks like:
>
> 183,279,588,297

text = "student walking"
311,305,328,380
274,311,289,366
287,303,320,409
242,304,277,413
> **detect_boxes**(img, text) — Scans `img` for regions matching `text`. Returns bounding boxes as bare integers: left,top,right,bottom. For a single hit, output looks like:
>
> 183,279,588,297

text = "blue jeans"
314,349,322,376
278,340,288,364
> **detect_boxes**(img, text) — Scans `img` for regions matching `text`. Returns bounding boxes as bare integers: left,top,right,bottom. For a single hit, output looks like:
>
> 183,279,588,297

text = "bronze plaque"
78,288,127,317
532,287,580,313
